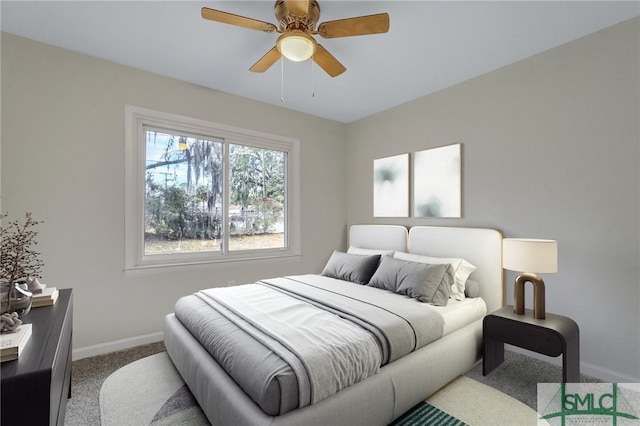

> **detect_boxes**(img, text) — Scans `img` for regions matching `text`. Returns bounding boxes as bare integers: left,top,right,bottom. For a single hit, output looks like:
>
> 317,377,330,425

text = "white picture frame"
413,144,461,218
373,153,409,217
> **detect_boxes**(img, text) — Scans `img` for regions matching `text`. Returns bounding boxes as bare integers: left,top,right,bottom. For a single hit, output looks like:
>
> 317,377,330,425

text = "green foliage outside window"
144,130,285,254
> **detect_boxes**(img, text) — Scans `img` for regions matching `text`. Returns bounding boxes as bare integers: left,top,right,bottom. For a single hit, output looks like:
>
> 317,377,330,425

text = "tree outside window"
144,130,286,256
228,144,285,250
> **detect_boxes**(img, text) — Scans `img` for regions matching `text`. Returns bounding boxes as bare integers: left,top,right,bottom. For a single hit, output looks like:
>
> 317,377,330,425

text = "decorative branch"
0,212,45,285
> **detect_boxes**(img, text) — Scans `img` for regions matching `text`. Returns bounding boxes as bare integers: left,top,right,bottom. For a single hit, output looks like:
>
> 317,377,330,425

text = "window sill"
123,252,303,273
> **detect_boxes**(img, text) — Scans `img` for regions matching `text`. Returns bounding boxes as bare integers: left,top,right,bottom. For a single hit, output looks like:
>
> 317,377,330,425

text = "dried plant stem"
0,212,45,285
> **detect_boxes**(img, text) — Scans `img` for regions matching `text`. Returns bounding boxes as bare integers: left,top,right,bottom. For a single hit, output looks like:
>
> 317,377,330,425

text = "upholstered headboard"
408,226,504,313
348,224,504,313
348,224,408,252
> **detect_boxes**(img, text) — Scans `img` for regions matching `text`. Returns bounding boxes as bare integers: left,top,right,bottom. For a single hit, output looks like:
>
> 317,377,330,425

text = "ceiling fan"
201,0,390,77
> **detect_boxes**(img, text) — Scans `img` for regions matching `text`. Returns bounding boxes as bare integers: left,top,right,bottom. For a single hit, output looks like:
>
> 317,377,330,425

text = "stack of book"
31,287,59,308
1,324,33,362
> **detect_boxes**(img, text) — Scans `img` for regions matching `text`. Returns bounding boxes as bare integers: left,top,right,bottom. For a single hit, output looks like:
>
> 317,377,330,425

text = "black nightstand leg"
563,332,580,382
483,335,505,375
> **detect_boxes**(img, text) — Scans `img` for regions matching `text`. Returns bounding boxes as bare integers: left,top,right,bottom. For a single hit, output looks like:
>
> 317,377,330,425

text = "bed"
164,225,503,425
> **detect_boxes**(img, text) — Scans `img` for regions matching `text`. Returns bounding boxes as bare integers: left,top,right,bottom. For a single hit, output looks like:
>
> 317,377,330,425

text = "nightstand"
483,305,579,382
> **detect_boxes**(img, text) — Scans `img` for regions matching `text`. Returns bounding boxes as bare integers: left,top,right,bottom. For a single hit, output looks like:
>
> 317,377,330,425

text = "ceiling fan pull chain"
311,58,315,98
280,58,285,103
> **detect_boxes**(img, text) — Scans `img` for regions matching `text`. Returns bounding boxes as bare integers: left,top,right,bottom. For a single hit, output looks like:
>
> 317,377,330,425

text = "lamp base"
514,272,546,319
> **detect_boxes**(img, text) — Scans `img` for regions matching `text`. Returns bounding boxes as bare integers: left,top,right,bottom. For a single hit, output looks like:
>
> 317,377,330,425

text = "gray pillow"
321,251,381,284
368,256,452,306
464,279,480,298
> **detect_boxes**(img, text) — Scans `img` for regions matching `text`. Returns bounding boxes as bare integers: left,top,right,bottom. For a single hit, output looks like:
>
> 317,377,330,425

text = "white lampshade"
503,238,557,273
277,31,316,62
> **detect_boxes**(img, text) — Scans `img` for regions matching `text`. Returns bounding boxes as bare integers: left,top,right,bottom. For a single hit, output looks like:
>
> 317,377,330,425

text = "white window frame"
124,105,301,270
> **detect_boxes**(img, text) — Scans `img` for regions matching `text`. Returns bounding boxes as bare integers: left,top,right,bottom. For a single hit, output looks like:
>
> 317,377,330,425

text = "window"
125,106,300,269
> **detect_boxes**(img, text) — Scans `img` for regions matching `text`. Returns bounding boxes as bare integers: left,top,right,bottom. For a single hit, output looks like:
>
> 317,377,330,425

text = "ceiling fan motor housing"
275,0,320,32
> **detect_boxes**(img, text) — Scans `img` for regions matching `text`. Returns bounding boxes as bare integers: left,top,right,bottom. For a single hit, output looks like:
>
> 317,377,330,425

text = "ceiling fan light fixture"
277,31,316,62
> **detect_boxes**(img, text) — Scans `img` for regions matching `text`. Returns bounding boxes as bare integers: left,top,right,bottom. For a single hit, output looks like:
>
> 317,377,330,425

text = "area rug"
425,376,536,425
99,352,209,426
100,352,537,426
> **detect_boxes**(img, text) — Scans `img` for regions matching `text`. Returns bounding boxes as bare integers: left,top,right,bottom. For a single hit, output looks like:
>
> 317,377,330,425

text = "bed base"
164,313,482,426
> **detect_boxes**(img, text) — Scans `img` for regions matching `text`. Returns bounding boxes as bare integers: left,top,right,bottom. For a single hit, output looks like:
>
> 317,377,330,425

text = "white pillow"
348,246,395,258
393,251,476,301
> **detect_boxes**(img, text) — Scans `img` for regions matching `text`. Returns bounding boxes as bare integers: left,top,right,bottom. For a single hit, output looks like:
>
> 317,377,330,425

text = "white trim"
124,105,301,270
123,252,302,272
72,331,164,360
508,346,640,383
580,361,640,384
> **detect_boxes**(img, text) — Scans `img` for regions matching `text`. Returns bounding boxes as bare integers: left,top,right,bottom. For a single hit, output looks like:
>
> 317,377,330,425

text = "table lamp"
502,238,557,319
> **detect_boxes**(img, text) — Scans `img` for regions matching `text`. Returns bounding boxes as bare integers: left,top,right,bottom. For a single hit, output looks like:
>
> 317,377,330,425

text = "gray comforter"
174,274,445,416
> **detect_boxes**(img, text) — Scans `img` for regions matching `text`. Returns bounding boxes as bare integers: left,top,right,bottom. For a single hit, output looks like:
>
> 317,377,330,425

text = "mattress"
174,274,486,416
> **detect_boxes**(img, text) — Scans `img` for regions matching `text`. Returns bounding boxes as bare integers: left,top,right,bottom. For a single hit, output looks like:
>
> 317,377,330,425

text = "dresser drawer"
484,315,563,357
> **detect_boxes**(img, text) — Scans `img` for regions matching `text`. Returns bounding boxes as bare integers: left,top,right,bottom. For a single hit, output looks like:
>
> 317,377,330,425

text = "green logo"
538,383,639,425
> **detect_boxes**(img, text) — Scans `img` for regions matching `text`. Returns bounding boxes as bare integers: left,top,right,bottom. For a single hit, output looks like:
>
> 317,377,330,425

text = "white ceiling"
2,1,638,123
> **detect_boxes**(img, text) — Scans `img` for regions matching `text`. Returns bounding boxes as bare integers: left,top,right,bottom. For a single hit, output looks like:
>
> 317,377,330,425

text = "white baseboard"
72,331,164,361
580,361,640,384
507,345,640,383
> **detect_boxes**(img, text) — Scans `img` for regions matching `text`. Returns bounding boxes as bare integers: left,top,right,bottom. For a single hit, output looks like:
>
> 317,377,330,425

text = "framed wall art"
373,153,409,217
413,144,461,218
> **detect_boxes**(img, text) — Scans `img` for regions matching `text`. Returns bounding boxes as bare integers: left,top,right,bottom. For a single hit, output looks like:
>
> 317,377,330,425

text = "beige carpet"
427,376,537,426
100,351,538,426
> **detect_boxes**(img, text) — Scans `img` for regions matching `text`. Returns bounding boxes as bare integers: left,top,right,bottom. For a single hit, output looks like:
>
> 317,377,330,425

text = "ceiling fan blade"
249,47,282,73
284,0,309,17
201,7,277,33
313,45,346,77
317,13,389,38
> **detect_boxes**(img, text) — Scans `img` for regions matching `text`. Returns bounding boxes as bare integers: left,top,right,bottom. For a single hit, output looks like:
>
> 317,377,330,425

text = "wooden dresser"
1,289,73,426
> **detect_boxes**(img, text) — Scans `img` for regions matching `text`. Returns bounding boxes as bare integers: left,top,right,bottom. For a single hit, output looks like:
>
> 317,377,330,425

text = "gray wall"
347,18,639,382
1,33,348,354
